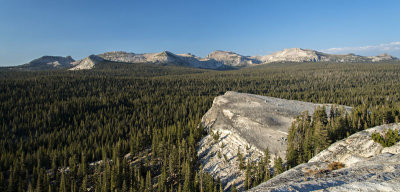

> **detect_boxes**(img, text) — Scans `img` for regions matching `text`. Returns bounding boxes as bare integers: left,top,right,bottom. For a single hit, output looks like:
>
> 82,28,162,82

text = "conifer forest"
1,61,400,191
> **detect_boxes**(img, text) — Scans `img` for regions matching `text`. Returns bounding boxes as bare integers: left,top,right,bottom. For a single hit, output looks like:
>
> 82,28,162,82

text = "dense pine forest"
1,61,400,191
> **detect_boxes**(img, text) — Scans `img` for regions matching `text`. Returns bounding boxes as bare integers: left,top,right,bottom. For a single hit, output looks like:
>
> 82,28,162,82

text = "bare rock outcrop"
97,51,226,69
257,48,322,63
248,123,400,192
19,56,75,70
198,91,349,191
368,53,399,62
206,50,261,67
94,49,398,71
70,55,104,70
255,48,399,63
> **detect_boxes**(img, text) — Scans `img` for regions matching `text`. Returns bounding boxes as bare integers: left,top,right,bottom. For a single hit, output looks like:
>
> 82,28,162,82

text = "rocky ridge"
70,55,104,70
256,48,399,63
198,91,350,191
368,53,399,62
19,56,75,70
206,50,261,67
248,123,400,192
15,48,399,70
97,51,226,69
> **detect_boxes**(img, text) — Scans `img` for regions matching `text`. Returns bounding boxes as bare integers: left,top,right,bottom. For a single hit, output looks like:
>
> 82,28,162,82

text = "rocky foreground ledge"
197,91,350,191
248,123,400,192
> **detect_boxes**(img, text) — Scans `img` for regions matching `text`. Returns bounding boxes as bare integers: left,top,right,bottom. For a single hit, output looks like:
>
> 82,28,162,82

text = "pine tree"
313,121,330,154
183,161,191,192
36,173,42,192
286,122,298,168
139,176,145,192
273,157,284,176
59,173,66,192
102,165,110,192
122,180,127,192
7,169,14,192
179,184,184,192
236,147,245,170
80,175,87,192
145,170,152,192
244,160,251,190
313,106,328,126
158,165,166,191
263,147,271,181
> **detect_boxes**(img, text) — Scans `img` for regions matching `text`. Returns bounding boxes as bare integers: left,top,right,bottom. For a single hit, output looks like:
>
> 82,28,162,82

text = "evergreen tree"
59,173,66,192
244,160,251,190
273,157,284,176
80,175,87,192
183,161,192,192
236,147,245,170
145,170,152,192
263,147,271,181
313,121,330,154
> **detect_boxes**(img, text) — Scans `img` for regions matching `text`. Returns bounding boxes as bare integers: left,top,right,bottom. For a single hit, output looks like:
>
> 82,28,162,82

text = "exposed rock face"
98,51,179,64
97,49,398,70
70,55,104,70
19,56,75,70
98,51,226,69
256,48,399,63
368,53,399,62
248,123,400,192
17,48,398,71
206,50,261,67
198,91,350,191
257,48,322,63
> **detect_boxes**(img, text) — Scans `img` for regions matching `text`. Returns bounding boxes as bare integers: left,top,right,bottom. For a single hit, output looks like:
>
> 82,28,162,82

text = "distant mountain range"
12,48,399,70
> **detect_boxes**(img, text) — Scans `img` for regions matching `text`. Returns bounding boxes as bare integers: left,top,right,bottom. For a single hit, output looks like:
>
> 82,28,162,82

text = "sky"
1,0,400,66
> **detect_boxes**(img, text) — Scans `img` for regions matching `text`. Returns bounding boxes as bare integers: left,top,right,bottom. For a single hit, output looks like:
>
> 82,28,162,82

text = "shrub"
327,161,345,171
371,129,400,147
212,130,220,141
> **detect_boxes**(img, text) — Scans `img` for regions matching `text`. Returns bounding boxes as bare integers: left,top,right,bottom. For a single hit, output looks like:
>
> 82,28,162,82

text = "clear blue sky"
1,0,400,66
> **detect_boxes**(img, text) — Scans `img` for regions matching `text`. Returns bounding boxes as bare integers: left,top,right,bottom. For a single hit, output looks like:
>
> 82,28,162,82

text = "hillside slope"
70,55,104,70
248,123,400,192
198,91,350,191
18,56,75,70
97,51,227,69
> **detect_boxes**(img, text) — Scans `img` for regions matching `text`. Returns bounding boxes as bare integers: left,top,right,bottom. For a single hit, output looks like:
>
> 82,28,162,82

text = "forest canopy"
1,61,400,191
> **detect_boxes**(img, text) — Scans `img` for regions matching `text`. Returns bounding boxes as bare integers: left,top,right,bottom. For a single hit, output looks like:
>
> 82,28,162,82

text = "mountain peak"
158,51,176,57
70,55,104,70
260,48,320,63
206,50,260,67
367,53,398,62
20,55,75,70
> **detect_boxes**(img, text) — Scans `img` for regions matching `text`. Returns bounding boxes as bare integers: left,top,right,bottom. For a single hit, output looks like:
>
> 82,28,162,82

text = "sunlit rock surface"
70,55,104,70
19,56,74,70
198,91,349,191
248,123,400,192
